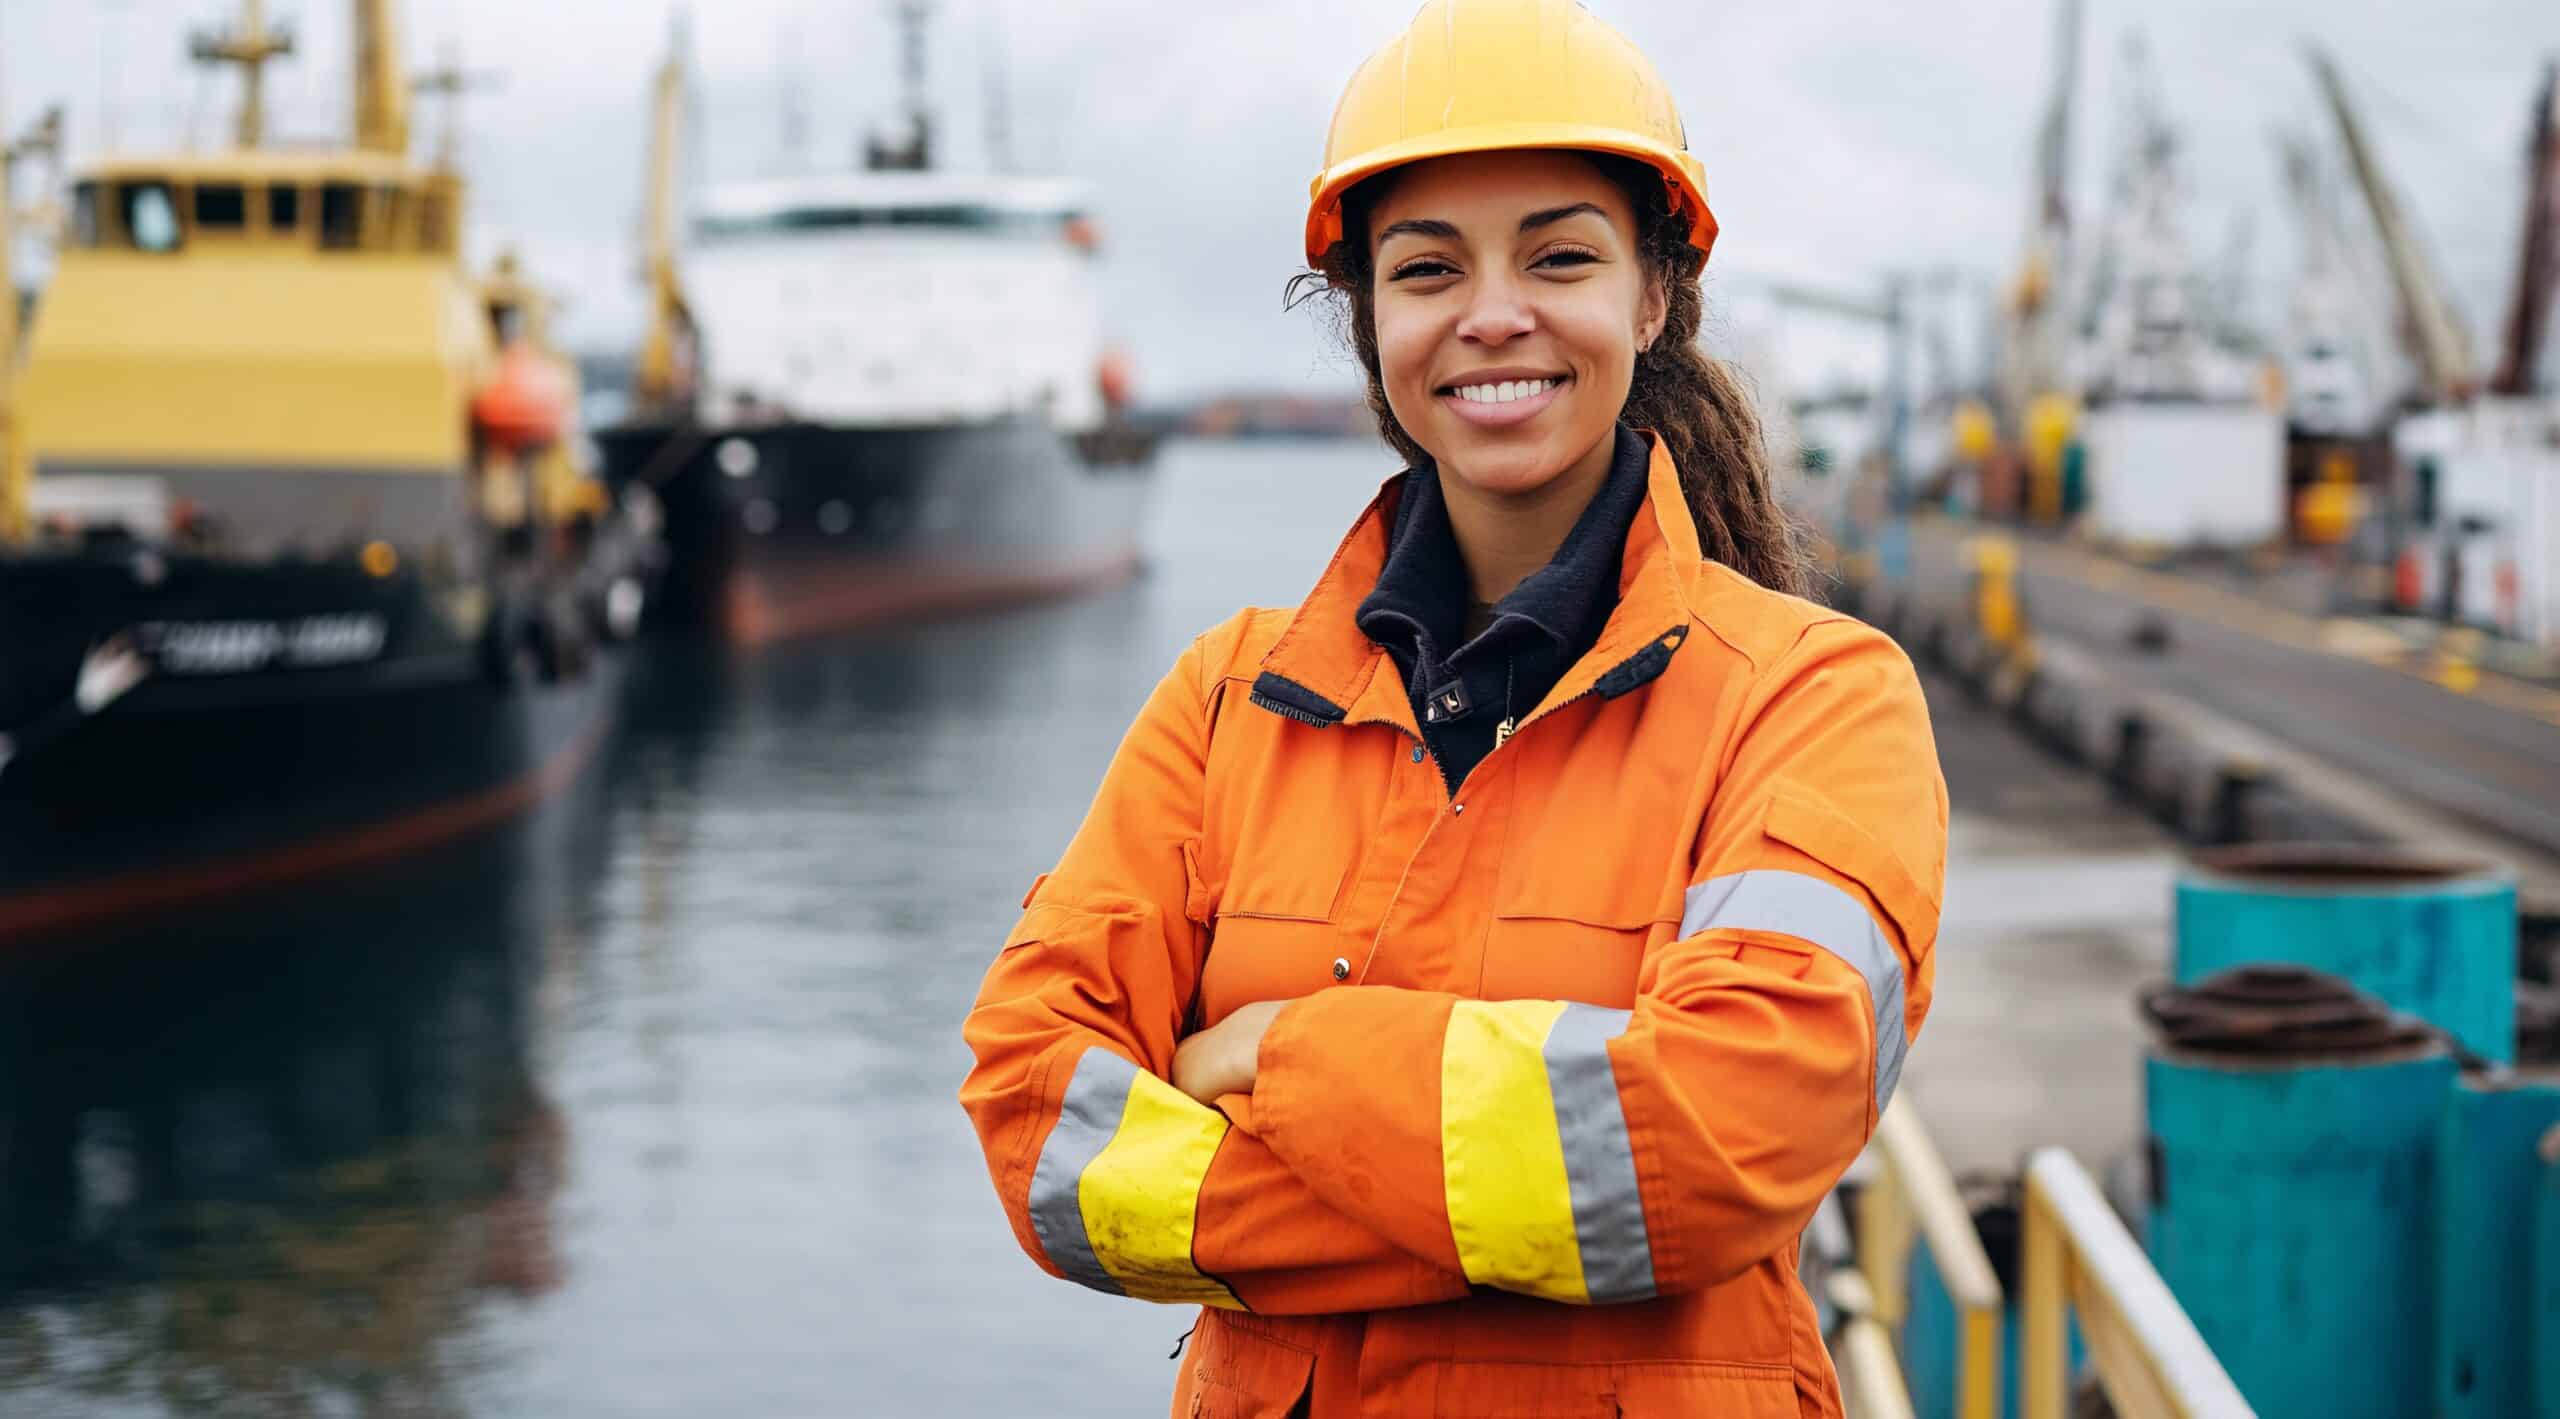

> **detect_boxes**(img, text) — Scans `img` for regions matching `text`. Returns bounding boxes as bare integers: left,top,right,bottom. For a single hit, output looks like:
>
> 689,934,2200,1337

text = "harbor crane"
634,15,699,415
2307,46,2478,405
2490,61,2559,398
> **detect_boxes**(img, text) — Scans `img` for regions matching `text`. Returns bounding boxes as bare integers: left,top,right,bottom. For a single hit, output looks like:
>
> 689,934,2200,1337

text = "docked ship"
0,0,656,944
592,5,1159,644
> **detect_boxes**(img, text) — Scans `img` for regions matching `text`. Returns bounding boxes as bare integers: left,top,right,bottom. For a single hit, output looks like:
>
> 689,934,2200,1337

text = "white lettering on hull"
140,615,389,675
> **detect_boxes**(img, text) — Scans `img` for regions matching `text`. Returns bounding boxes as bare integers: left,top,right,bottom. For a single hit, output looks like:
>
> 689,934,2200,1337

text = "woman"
960,3,1946,1414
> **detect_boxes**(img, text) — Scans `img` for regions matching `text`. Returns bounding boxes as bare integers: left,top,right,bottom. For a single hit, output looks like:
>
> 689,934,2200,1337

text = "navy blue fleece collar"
1355,423,1649,670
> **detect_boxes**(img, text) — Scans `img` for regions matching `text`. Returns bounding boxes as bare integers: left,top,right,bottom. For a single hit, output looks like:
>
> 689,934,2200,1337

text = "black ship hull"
0,549,631,947
593,416,1157,643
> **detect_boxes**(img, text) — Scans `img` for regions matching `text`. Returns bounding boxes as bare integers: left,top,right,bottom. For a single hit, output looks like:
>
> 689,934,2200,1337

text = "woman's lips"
1438,377,1568,429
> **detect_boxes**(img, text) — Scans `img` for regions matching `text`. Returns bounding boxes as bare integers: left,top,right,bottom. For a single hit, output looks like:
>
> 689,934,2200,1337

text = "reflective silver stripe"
1681,870,1908,1114
1542,1003,1657,1303
1026,1048,1133,1296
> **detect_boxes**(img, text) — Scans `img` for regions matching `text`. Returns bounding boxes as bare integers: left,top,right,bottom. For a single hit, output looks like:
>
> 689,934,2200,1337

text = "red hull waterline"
720,550,1145,646
0,719,605,950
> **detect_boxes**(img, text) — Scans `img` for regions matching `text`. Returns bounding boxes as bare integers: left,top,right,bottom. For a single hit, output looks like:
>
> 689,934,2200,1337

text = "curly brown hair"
1287,154,1810,597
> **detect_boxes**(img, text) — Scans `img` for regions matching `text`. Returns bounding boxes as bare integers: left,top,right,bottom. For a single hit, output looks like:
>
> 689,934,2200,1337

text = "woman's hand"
1172,1000,1292,1105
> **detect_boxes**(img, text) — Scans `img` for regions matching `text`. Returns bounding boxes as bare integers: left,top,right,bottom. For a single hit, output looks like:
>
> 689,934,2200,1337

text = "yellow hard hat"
1306,0,1717,271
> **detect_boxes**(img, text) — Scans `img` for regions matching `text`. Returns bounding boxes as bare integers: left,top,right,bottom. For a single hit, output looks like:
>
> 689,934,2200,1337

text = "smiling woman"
960,4,1948,1417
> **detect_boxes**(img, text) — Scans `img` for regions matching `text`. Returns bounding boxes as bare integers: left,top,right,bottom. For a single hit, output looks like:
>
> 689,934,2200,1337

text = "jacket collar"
1252,429,1702,736
1353,424,1650,676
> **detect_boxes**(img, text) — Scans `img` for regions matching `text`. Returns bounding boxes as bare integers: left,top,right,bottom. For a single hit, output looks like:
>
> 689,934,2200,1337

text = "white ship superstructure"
687,172,1108,431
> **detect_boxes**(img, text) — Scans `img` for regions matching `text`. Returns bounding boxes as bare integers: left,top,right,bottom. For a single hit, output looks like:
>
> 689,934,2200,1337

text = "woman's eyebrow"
1377,202,1604,247
1377,216,1461,244
1518,202,1605,232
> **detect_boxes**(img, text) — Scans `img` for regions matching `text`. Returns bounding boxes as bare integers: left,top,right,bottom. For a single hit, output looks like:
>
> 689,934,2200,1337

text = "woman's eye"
1389,259,1457,281
1535,249,1599,270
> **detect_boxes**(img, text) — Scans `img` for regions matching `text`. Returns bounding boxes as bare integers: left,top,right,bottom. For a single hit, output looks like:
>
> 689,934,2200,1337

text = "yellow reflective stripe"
1075,1067,1243,1309
1441,998,1589,1303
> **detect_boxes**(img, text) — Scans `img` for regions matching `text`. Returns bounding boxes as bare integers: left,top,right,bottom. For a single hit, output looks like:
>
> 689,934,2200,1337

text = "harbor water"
0,438,2186,1417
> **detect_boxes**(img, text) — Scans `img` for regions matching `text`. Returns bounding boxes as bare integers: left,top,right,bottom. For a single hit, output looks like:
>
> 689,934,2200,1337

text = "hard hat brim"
1304,122,1717,274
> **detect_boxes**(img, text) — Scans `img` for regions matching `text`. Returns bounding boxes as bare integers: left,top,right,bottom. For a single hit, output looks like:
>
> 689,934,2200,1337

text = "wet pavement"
0,440,2186,1416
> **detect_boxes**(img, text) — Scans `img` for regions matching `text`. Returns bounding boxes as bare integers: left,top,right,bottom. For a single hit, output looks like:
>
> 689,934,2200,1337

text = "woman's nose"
1455,271,1535,346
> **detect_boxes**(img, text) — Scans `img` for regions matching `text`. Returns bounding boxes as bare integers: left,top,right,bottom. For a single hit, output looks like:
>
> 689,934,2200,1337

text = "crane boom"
635,15,695,413
2307,45,2477,401
2492,60,2560,396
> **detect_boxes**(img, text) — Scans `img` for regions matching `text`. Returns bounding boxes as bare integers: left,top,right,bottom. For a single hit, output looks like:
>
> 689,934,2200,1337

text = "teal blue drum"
2534,1125,2560,1419
2176,845,2517,1064
2436,1070,2560,1419
2142,968,2458,1419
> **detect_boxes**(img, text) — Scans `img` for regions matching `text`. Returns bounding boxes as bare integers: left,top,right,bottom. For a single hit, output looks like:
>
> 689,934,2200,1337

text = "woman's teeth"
1449,377,1561,405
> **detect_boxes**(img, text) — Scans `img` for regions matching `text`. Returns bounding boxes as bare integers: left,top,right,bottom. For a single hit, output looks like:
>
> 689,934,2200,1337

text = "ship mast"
2307,46,2478,404
864,1,935,172
354,0,415,156
1,104,64,543
2491,60,2560,398
189,0,296,149
636,14,696,413
2001,0,2081,412
413,44,500,168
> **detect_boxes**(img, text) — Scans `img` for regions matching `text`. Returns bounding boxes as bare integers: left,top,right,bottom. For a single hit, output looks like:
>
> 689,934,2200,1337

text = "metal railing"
1855,1097,2006,1419
2019,1148,2255,1419
1807,1193,1916,1419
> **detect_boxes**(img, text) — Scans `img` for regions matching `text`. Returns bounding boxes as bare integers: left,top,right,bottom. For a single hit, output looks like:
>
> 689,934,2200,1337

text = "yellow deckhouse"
2,0,496,565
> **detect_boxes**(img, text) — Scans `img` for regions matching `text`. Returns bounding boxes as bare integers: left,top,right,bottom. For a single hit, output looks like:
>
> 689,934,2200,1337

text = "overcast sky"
3,0,2553,399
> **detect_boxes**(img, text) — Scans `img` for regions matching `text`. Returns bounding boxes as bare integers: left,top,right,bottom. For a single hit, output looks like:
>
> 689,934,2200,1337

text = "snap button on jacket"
960,435,1948,1418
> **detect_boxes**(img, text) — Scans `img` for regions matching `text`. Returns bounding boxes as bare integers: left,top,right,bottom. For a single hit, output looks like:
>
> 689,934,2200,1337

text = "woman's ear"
1638,276,1669,352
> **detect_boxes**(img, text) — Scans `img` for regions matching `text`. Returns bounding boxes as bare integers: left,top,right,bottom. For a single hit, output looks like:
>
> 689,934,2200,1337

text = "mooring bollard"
2141,967,2456,1419
2174,843,2519,1063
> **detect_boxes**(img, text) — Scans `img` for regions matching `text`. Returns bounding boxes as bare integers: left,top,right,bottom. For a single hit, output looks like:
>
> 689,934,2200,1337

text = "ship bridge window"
379,186,412,249
419,191,453,252
318,182,364,250
71,182,100,247
195,184,248,230
269,184,302,233
118,181,182,253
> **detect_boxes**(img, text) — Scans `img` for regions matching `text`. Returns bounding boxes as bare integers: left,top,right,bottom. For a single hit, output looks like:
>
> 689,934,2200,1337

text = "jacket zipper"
1244,688,1341,728
1306,622,1687,803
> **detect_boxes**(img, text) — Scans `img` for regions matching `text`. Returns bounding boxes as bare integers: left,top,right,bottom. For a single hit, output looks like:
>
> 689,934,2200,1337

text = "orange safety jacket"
961,434,1946,1418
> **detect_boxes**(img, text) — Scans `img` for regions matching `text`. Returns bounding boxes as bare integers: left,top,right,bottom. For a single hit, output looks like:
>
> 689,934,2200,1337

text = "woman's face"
1368,150,1666,499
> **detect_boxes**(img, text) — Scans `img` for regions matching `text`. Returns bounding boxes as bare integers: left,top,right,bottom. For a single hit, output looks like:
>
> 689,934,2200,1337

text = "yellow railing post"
1855,1152,1914,1334
2020,1166,2068,1419
1853,1097,2006,1419
2019,1147,2254,1419
1811,1194,1918,1419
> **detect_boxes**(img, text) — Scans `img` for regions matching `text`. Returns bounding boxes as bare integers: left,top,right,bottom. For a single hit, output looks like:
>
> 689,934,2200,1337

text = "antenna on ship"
413,42,501,168
864,0,934,172
776,14,812,173
981,0,1012,173
189,0,297,149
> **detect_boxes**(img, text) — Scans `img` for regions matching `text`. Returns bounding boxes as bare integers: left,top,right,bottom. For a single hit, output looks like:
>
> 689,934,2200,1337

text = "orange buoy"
2393,546,2426,611
472,343,572,454
1097,348,1136,411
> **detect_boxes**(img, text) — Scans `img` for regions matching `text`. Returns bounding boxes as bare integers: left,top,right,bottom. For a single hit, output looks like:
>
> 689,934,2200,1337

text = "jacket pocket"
1479,914,1656,1004
1762,786,1941,959
1608,1361,1799,1418
1200,914,1351,1020
1182,1316,1316,1419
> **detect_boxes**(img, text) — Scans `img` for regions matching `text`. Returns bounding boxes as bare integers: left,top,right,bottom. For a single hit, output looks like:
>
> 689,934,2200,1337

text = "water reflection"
0,439,1403,1417
0,747,607,1416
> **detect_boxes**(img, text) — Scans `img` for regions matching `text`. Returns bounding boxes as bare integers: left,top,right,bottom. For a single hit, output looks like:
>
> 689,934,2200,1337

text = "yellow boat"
0,0,657,944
